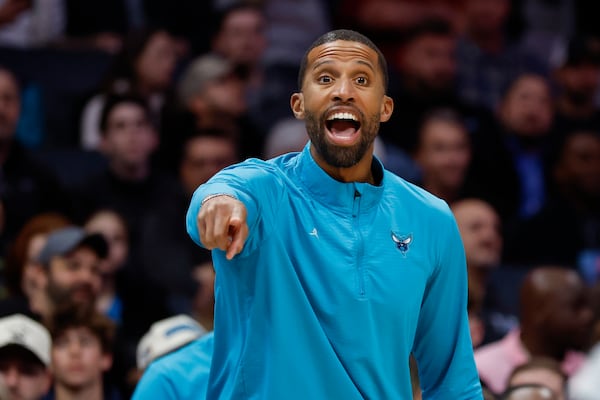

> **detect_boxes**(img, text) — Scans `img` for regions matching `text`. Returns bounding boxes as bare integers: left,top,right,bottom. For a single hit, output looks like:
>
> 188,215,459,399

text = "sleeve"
412,207,482,399
131,363,178,400
185,159,283,255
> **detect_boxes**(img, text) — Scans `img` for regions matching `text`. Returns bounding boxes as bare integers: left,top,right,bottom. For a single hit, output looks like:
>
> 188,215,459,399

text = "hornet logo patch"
391,231,413,256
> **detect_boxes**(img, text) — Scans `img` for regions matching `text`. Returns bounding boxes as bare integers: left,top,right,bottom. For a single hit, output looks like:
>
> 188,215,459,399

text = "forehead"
307,40,379,70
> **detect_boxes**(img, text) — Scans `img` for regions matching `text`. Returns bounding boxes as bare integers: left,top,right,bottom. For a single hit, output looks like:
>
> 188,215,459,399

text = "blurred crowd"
0,0,599,399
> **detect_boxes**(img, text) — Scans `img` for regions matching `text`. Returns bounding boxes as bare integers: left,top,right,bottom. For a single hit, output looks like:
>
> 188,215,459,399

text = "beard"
46,277,96,310
304,106,380,168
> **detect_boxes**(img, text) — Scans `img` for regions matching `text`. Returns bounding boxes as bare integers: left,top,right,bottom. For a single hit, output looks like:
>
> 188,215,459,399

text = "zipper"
353,188,366,298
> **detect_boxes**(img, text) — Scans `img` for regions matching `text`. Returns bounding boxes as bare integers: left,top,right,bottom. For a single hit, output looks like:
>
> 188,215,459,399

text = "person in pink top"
474,266,593,395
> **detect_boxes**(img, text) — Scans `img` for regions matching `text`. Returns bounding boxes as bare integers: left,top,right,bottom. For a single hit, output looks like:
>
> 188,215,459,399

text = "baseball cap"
0,314,51,366
36,226,108,265
136,314,207,370
177,53,235,104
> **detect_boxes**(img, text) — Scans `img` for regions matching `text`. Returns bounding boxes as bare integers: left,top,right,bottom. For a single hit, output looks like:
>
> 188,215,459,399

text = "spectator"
83,209,128,323
413,108,472,203
507,357,567,400
456,0,547,111
140,127,235,315
79,27,178,150
503,130,600,272
46,306,119,400
469,73,555,222
475,266,593,395
0,66,69,247
553,36,600,135
0,0,64,48
500,384,557,400
33,226,107,324
0,213,70,317
0,313,52,400
131,331,214,400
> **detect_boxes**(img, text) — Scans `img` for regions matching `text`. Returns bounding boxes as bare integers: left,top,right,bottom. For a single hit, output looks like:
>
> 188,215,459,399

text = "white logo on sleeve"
309,228,319,239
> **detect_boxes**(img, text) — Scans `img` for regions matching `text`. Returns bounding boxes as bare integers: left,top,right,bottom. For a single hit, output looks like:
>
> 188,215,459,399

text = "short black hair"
297,29,389,92
99,93,150,135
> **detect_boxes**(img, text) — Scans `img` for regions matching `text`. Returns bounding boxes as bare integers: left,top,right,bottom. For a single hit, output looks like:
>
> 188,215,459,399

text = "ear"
379,95,394,123
290,92,305,120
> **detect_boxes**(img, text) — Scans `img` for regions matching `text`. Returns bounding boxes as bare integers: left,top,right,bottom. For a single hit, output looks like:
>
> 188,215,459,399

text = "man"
131,331,214,400
475,266,593,395
187,29,481,398
0,313,52,400
33,226,108,323
45,306,119,400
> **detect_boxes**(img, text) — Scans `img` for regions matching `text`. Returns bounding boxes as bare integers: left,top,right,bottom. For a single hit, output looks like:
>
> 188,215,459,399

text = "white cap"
136,314,206,370
0,314,51,366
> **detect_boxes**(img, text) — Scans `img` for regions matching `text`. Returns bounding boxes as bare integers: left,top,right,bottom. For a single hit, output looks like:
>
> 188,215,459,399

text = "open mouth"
325,112,361,144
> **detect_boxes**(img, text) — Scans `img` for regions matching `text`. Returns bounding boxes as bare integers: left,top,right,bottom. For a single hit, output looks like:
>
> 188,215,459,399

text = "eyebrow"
311,59,376,73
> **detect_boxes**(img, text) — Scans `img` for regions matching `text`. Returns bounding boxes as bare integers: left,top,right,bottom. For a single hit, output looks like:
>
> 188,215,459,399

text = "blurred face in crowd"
464,0,510,37
453,199,502,269
499,75,553,137
202,73,247,117
542,271,594,351
291,39,393,172
180,135,238,196
135,30,178,92
509,368,565,400
556,63,600,105
213,7,267,68
396,33,456,94
51,327,111,390
0,348,51,400
554,131,600,197
503,385,556,400
21,234,48,301
415,118,471,194
85,211,129,276
101,102,158,169
0,69,20,141
193,261,216,319
45,247,103,310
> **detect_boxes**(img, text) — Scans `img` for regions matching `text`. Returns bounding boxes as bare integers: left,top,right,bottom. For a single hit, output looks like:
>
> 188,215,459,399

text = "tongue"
329,120,357,137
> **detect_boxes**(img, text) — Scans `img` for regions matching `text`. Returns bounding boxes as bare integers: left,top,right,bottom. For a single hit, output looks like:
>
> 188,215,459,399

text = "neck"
193,312,214,332
55,379,103,400
310,146,375,184
110,160,150,181
520,328,565,361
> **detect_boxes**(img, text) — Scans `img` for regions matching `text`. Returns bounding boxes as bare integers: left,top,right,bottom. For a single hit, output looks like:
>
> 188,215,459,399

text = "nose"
2,366,20,387
331,77,355,102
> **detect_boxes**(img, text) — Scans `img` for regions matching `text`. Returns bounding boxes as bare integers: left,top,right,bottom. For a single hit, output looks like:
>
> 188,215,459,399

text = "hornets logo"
391,232,413,256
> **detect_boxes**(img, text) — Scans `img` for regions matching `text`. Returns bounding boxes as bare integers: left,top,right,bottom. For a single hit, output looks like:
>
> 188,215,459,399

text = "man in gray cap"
32,226,108,323
0,313,52,400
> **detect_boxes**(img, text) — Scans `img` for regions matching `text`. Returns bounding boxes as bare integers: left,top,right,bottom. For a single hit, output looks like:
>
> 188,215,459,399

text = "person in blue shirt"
131,332,214,400
187,29,482,399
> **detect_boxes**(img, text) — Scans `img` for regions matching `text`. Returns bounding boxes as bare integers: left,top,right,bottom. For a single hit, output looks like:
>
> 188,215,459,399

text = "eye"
318,75,332,84
356,76,368,85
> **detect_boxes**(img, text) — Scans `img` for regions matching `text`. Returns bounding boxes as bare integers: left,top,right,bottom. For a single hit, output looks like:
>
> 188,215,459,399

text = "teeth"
327,112,358,121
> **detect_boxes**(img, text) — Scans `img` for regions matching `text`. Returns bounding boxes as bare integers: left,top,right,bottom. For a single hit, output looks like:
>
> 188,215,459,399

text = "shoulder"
383,171,453,218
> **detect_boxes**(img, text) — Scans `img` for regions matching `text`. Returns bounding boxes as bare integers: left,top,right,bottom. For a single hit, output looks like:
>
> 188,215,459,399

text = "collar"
292,142,384,212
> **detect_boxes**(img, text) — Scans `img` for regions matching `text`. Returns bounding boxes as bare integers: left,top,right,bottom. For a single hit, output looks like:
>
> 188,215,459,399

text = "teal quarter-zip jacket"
186,143,482,399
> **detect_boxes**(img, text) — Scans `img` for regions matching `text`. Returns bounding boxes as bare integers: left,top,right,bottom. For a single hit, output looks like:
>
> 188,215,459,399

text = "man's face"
0,70,20,141
453,200,502,269
46,247,102,310
0,349,50,400
180,136,238,195
291,40,393,169
100,102,158,169
555,132,600,197
557,64,600,105
213,8,267,67
415,120,471,191
51,327,111,390
202,73,247,117
499,75,553,137
396,34,457,95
